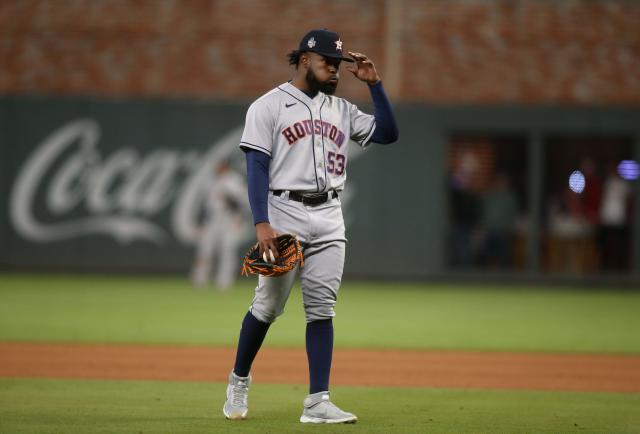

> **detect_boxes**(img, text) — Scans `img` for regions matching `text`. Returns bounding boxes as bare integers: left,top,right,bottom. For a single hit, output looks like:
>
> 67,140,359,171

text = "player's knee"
304,304,335,323
250,305,284,324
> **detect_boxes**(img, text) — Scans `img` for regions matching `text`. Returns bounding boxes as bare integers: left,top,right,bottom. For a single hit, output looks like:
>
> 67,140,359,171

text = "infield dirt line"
1,342,639,393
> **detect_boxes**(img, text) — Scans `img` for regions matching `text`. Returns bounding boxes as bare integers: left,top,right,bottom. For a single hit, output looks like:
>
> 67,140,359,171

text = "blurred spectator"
580,157,602,225
597,163,632,271
449,151,482,267
190,160,250,290
479,172,519,268
544,157,603,274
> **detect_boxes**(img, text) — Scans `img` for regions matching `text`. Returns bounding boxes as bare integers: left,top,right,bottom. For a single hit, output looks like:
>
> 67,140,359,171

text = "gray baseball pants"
249,192,346,323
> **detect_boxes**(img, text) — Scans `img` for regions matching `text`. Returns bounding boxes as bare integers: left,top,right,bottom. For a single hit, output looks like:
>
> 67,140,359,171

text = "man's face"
304,52,341,95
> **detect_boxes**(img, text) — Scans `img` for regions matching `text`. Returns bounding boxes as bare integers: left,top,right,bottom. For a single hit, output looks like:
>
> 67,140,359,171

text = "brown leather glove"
241,234,304,277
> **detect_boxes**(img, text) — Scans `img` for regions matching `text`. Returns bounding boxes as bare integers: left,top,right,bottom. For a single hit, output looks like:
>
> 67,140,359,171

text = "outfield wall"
1,97,639,280
0,96,443,277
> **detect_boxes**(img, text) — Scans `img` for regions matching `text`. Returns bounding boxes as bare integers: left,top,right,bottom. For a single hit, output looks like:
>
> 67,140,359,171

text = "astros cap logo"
297,29,354,63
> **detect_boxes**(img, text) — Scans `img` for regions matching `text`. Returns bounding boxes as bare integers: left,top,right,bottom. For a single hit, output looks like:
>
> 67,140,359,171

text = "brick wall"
1,0,638,104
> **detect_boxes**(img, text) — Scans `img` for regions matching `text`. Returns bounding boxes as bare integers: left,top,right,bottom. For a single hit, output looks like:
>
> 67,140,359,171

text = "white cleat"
300,391,358,424
223,371,251,420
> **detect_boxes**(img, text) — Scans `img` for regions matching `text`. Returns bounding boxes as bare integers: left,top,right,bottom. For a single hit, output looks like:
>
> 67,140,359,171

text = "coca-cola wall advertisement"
1,98,252,272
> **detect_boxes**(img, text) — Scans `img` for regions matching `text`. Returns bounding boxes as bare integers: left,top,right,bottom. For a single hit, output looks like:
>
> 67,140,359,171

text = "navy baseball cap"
298,29,354,62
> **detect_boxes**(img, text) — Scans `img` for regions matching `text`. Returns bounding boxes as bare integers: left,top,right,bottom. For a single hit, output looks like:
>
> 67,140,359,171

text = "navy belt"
272,190,338,206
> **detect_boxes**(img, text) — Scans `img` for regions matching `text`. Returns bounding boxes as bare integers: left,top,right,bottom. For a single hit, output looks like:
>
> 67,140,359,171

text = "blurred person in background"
578,156,603,271
190,160,250,290
597,162,632,271
479,172,519,268
449,150,482,267
580,157,602,227
546,157,603,274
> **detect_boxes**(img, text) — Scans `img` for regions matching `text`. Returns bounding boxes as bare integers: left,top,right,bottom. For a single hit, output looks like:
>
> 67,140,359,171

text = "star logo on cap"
335,39,343,51
307,37,316,49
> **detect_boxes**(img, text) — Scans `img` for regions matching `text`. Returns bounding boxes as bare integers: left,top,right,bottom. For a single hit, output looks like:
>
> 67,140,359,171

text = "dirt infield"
1,342,639,393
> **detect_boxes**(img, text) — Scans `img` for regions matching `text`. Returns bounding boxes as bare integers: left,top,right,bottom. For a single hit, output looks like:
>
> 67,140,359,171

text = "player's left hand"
346,51,381,85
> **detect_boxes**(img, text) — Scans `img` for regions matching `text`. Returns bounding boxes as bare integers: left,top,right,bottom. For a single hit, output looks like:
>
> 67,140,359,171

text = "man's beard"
306,68,338,95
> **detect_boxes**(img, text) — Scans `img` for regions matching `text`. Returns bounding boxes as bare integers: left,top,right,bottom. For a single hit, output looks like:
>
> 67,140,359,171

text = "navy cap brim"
306,50,354,62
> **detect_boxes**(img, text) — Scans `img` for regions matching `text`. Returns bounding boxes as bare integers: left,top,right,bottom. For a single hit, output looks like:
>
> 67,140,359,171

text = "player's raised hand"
256,222,280,263
346,51,381,85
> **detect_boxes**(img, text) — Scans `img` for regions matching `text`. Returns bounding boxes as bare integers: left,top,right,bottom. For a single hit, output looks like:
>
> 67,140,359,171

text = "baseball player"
223,28,398,424
191,160,249,289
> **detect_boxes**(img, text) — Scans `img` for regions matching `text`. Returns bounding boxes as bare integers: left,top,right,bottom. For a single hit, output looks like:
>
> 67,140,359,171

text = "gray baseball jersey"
239,82,376,192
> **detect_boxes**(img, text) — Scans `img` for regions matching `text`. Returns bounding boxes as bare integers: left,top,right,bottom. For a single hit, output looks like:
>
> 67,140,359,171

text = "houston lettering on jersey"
282,119,346,148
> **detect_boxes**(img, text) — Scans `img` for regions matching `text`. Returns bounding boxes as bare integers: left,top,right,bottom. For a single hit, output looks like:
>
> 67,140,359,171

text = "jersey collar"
280,82,326,105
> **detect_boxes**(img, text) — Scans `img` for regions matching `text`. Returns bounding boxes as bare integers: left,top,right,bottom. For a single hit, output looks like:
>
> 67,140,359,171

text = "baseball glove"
241,234,304,277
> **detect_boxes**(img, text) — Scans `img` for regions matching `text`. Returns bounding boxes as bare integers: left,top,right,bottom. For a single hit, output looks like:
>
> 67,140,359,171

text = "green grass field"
1,379,638,434
1,273,639,352
1,273,639,433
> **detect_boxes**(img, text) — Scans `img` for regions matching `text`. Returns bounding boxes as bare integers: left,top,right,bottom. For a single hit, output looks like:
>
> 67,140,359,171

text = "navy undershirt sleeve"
245,149,270,225
369,81,399,145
